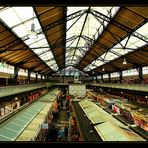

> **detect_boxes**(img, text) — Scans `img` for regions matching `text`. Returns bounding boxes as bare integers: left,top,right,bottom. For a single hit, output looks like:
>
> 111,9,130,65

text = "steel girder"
21,9,87,41
0,18,29,53
12,35,79,68
86,10,148,63
0,8,87,72
70,7,91,65
90,9,148,43
34,7,61,71
78,8,147,71
56,64,88,76
0,18,53,74
51,9,84,50
82,35,121,57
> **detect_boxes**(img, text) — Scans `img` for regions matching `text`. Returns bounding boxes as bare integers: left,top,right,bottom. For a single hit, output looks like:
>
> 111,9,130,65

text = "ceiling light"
28,10,38,39
102,67,105,71
123,58,127,65
15,97,18,100
28,23,38,39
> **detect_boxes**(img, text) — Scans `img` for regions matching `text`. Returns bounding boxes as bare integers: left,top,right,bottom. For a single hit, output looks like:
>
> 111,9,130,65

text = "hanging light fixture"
123,48,127,64
102,67,105,71
28,9,38,39
123,57,127,64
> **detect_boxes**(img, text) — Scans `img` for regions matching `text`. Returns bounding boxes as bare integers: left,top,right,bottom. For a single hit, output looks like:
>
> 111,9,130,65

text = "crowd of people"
52,92,71,121
45,90,71,142
45,89,81,142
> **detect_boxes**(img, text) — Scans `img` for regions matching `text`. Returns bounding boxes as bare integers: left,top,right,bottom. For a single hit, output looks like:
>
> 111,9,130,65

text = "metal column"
14,66,19,85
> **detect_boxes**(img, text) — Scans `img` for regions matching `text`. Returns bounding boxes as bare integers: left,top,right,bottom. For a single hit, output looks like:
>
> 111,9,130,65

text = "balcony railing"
0,83,51,98
91,83,148,92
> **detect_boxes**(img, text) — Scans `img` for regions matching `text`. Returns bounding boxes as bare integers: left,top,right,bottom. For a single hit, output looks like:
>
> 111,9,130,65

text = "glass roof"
0,7,58,71
84,22,148,72
55,66,87,76
0,6,147,75
66,7,121,69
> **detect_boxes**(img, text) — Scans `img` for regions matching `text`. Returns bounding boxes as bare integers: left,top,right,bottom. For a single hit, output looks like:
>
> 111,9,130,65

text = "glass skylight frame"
0,6,147,75
66,6,119,68
0,6,58,71
83,22,148,72
143,66,148,75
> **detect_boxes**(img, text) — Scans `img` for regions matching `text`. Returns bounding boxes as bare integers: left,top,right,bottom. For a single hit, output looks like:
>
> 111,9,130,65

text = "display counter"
133,109,148,132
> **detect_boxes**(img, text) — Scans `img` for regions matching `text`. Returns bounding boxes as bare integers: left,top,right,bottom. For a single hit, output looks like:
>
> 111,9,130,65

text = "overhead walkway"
0,83,51,98
91,83,148,93
1,82,147,99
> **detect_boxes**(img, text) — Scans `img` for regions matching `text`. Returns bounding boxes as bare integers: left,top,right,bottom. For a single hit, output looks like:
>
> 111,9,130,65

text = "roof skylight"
0,7,58,71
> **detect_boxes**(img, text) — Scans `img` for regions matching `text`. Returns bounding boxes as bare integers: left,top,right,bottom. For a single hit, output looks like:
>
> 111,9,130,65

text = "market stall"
133,109,148,132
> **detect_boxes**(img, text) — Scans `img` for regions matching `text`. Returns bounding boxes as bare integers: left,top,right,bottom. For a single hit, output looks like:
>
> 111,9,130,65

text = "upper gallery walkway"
0,82,148,98
90,83,148,93
0,83,51,98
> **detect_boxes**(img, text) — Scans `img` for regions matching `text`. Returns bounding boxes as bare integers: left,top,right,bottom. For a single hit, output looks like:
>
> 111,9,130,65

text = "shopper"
64,126,68,139
67,111,70,119
58,127,65,141
63,99,67,109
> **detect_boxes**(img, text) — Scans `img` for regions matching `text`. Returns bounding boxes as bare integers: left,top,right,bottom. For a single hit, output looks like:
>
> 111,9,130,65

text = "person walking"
58,127,65,141
64,126,68,140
